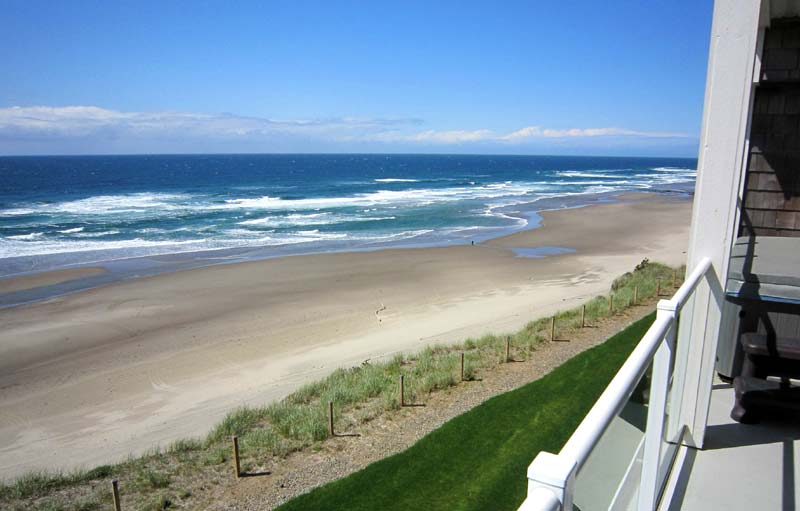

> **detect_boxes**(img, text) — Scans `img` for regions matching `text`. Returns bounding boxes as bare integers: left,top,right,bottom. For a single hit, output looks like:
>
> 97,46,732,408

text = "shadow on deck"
662,385,800,511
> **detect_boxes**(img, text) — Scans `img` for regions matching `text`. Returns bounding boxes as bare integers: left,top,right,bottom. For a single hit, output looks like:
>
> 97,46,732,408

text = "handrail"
671,257,712,313
559,314,672,469
559,257,711,470
519,258,713,511
518,487,560,511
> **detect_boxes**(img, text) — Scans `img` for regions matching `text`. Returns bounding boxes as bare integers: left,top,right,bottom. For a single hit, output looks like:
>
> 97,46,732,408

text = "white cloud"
0,105,691,151
365,128,495,144
0,106,421,140
365,125,689,145
501,126,687,141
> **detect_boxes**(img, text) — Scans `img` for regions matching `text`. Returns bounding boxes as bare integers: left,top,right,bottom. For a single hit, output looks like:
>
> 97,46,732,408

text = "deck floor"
661,384,800,511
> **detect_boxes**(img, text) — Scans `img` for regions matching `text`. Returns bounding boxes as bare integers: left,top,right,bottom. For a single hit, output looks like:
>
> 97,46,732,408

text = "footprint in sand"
375,303,387,323
150,375,178,393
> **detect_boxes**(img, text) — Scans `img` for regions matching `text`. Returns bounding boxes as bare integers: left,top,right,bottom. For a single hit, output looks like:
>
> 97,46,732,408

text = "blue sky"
0,0,713,157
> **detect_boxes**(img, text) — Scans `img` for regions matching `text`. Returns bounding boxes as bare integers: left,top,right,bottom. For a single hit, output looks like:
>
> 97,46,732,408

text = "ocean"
0,154,696,302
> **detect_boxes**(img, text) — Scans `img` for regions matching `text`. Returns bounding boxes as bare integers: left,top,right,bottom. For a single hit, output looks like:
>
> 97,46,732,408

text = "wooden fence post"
608,295,613,314
581,305,586,328
111,479,121,511
505,336,511,362
328,401,335,437
673,270,678,288
550,316,556,342
460,352,465,381
656,279,661,297
633,285,638,305
232,436,241,479
399,375,405,407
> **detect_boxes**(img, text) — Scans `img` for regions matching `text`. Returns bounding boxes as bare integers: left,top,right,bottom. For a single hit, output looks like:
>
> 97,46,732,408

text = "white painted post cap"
526,452,577,490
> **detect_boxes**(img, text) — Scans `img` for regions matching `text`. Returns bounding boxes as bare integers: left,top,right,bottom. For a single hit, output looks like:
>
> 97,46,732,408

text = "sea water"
0,154,696,282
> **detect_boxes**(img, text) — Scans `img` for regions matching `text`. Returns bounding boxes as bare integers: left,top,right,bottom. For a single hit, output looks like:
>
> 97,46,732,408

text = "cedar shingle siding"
741,20,800,237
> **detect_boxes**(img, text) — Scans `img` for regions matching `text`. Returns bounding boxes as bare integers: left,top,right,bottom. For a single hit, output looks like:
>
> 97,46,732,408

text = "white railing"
518,257,712,511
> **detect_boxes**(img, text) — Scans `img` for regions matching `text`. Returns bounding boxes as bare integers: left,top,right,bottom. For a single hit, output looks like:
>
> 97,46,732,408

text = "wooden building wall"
741,19,800,237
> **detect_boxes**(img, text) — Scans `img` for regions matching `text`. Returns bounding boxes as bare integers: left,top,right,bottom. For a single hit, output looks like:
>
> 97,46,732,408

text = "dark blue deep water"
0,154,696,278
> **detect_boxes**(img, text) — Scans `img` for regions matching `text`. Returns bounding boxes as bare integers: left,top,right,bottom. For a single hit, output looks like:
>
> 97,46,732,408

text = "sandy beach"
0,194,691,480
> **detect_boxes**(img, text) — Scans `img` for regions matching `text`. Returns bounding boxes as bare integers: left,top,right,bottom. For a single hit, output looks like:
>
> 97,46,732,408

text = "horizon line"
0,150,700,160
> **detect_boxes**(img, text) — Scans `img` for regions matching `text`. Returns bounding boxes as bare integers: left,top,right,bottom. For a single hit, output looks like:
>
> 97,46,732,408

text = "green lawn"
277,313,655,511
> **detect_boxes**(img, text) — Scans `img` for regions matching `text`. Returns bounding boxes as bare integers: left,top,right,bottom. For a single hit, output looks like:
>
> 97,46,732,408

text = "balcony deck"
660,383,800,511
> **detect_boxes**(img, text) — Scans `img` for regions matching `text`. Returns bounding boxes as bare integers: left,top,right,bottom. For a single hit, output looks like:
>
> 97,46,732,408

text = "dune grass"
276,312,657,511
0,260,681,510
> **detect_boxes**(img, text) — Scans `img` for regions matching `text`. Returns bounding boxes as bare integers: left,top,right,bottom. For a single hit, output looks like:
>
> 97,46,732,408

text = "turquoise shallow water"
0,154,696,289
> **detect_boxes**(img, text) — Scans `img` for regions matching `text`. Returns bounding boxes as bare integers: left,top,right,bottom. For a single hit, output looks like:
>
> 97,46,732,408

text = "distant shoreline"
0,188,692,309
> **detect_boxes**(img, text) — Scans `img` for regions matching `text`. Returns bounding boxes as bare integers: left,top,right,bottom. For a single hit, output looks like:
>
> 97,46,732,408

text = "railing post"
637,300,677,511
514,259,711,511
667,303,691,444
518,487,561,511
525,452,576,511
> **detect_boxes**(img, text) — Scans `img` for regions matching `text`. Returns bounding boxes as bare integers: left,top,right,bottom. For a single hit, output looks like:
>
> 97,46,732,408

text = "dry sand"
0,194,691,480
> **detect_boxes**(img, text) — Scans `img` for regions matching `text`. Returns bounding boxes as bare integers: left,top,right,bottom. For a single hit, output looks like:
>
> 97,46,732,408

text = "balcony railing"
518,257,713,511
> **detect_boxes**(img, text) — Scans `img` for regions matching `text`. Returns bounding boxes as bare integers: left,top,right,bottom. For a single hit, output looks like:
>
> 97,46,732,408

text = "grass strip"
276,313,656,511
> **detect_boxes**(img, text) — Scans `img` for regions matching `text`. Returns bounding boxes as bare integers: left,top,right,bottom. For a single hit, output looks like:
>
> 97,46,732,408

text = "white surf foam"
651,167,697,173
2,192,190,217
238,212,396,228
0,237,205,259
71,230,121,237
6,232,44,240
555,171,620,179
219,183,542,212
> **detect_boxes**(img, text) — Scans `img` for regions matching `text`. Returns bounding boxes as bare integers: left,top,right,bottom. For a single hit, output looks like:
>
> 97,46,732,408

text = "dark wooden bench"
733,377,800,422
740,332,800,359
731,333,800,423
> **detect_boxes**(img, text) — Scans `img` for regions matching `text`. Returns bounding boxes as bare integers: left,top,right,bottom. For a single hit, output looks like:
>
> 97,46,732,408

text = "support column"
676,0,764,449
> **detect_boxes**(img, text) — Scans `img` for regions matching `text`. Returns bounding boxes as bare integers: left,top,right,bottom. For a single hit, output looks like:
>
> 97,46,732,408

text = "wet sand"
0,267,106,294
